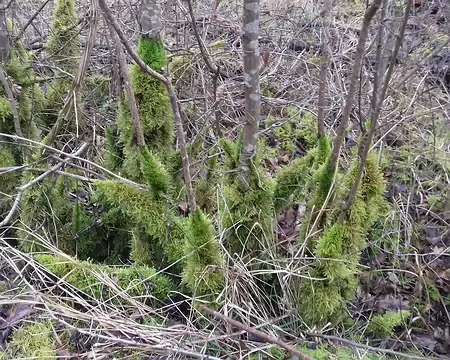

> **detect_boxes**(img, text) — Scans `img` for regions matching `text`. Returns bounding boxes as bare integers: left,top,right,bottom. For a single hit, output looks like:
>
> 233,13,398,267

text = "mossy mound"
35,254,174,306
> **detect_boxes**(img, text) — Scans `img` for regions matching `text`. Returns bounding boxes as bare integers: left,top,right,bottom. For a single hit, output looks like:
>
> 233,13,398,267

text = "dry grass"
1,0,449,358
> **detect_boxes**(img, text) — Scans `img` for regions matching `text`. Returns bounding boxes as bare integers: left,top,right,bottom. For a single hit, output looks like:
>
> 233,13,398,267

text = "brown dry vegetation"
0,0,449,359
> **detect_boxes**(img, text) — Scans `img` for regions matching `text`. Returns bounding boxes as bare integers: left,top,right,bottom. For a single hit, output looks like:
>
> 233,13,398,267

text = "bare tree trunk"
238,0,261,189
327,0,382,174
140,0,164,39
317,0,332,139
0,0,10,64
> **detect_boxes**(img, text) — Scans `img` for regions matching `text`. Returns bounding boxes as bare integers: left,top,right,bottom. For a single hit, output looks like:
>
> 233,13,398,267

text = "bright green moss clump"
117,36,174,181
297,150,388,325
35,254,174,305
183,208,224,304
0,320,57,360
367,310,411,338
93,180,187,267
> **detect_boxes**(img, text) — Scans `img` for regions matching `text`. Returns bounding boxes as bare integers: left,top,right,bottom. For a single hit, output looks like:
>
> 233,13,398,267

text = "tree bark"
238,0,261,189
317,0,332,139
0,0,10,64
139,0,163,39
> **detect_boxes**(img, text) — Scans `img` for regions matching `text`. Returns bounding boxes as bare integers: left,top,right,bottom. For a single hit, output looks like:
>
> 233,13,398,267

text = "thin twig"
15,0,52,42
0,132,146,190
306,332,440,360
0,143,89,228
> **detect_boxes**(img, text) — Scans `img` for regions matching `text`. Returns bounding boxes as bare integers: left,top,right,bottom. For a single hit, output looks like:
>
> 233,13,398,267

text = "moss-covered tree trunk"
43,0,80,132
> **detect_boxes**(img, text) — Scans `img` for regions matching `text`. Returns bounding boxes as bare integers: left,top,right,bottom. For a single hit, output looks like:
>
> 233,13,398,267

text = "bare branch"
15,0,52,43
199,305,315,360
339,0,414,222
0,143,89,228
328,0,382,174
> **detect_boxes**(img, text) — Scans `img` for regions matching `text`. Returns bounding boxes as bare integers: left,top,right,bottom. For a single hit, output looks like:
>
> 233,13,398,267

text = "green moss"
84,74,110,106
36,254,173,305
222,173,275,258
42,0,80,130
104,124,124,172
0,37,43,163
1,320,57,359
183,208,224,304
140,147,172,199
0,145,19,214
367,311,411,338
46,0,79,71
293,145,388,326
20,175,79,254
93,180,187,267
270,110,319,155
117,37,173,180
273,154,314,213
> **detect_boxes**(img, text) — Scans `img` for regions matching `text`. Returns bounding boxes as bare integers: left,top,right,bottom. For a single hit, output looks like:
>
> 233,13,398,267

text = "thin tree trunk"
0,0,10,64
317,0,332,139
107,22,145,148
238,0,261,189
339,0,413,222
327,0,382,174
139,0,164,39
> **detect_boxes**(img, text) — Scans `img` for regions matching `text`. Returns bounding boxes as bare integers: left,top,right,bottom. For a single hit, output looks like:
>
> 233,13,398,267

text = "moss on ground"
35,254,174,306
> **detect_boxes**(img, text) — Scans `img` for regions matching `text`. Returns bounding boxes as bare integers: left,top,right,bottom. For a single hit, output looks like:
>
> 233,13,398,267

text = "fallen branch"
0,133,147,191
199,305,314,360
